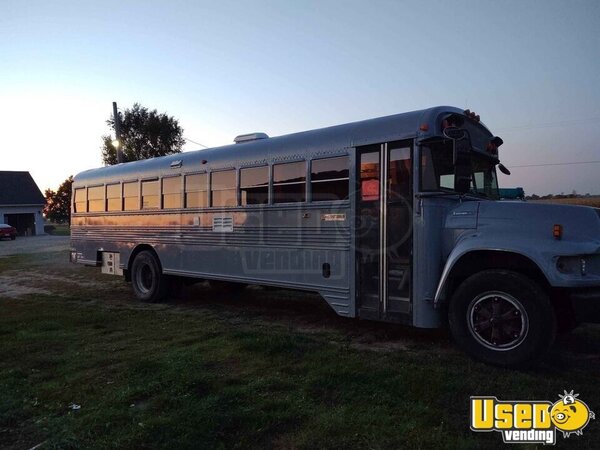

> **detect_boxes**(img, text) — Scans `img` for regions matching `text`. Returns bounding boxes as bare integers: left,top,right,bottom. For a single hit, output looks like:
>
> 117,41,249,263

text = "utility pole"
113,101,124,163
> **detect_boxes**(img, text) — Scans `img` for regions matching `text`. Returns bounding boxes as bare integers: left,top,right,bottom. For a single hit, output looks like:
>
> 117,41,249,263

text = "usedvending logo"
470,391,595,445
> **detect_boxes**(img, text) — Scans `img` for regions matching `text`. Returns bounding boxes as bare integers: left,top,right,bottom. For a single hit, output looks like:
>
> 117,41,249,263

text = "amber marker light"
553,224,563,240
419,124,429,131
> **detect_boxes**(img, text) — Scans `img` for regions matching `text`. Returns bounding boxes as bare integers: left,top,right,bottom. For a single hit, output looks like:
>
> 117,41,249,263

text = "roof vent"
234,132,269,144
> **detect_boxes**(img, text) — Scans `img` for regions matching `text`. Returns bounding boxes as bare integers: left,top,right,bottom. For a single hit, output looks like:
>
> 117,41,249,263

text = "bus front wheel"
131,250,169,302
448,270,556,367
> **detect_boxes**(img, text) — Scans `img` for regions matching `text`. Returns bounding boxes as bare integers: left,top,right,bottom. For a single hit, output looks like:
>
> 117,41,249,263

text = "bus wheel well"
125,244,161,282
444,250,577,333
444,251,551,301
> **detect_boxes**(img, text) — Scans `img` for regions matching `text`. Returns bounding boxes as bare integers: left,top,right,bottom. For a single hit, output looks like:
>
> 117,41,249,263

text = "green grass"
0,252,599,449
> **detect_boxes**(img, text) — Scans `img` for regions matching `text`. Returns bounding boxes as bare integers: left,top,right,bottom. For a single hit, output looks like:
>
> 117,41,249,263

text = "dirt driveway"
0,235,70,257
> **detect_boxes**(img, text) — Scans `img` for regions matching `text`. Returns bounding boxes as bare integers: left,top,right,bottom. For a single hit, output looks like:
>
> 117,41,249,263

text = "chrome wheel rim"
467,291,529,351
135,263,153,294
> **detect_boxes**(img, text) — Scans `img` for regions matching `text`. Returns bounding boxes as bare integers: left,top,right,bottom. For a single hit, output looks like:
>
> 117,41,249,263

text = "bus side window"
388,146,411,200
74,188,87,213
360,152,380,201
185,173,208,208
123,181,139,211
211,170,237,207
162,176,182,209
87,186,104,212
141,180,159,209
240,166,268,205
106,184,121,211
311,156,349,201
273,161,306,203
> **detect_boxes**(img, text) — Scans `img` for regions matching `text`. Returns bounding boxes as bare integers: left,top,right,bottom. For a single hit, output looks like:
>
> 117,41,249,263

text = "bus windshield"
420,140,499,199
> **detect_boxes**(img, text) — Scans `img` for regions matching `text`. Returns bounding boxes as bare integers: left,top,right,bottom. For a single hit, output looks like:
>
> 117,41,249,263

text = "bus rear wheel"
131,250,169,302
448,270,556,367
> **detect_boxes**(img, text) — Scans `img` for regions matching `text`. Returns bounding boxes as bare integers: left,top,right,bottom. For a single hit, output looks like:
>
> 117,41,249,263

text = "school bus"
71,106,600,366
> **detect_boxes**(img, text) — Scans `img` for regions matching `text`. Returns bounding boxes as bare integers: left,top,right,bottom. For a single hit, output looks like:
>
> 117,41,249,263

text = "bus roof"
74,105,477,186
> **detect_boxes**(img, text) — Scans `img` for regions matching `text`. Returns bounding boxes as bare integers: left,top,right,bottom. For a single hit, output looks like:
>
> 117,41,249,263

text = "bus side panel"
72,206,354,317
167,206,353,316
412,198,447,328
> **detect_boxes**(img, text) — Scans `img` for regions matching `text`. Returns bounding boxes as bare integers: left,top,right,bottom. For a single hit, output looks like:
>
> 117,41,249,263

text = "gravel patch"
0,235,70,257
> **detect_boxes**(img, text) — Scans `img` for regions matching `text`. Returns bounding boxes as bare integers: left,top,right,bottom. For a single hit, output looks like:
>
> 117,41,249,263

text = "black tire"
448,270,556,367
130,250,169,302
10,236,16,240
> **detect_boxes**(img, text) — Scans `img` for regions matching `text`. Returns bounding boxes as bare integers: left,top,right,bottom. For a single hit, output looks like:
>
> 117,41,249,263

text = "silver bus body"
71,106,600,365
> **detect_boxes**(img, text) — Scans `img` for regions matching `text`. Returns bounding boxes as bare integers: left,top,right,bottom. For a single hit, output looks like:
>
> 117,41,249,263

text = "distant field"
531,196,600,208
44,223,70,236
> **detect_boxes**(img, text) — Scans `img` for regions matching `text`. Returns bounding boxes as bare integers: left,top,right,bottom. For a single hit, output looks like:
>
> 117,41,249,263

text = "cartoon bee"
550,390,595,438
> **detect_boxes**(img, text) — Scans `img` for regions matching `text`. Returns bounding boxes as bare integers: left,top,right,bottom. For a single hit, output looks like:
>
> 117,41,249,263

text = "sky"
1,0,599,195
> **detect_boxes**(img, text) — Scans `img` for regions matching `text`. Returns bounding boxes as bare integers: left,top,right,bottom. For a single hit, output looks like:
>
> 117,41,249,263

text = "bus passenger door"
356,141,412,322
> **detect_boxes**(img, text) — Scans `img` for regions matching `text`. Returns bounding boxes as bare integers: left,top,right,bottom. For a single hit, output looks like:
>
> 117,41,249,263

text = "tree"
44,176,73,224
101,103,185,165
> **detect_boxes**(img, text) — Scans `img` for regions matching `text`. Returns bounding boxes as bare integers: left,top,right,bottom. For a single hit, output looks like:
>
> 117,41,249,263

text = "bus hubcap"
137,264,153,294
467,292,529,351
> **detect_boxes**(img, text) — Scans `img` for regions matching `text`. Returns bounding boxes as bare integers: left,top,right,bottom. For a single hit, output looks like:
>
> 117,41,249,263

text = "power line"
508,160,600,168
496,117,600,132
494,117,600,169
184,137,209,149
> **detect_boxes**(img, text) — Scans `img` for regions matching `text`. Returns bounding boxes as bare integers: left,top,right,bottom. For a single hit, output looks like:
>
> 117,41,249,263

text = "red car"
0,224,17,240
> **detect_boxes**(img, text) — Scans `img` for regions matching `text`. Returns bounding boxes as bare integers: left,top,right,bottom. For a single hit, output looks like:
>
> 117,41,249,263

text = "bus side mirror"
498,163,511,175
